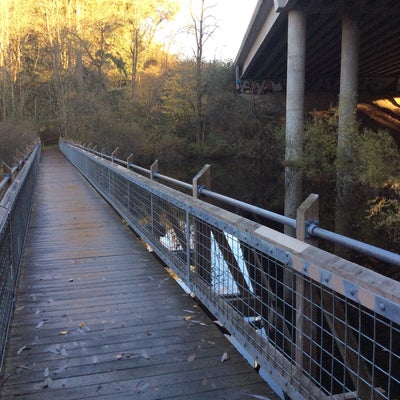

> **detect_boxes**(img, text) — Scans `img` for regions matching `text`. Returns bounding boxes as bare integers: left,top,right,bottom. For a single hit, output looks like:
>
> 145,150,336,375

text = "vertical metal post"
127,154,133,169
192,164,210,198
149,161,159,236
192,165,212,284
150,160,158,180
185,210,191,283
295,194,319,375
2,163,13,183
111,147,119,163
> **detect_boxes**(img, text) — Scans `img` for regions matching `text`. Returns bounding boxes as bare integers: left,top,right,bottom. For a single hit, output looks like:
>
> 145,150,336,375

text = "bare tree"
188,0,217,143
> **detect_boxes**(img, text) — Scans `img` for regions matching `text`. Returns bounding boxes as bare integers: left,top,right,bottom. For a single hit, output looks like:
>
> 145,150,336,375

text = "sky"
157,0,258,61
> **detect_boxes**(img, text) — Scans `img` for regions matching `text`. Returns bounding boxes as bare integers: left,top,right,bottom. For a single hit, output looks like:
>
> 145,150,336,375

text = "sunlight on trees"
0,0,398,256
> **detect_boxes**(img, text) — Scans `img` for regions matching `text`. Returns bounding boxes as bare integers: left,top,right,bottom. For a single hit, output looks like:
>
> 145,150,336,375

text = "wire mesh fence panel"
0,145,40,371
61,141,400,400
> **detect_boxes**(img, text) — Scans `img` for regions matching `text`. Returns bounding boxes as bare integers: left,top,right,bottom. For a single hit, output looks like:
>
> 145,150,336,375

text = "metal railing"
60,140,400,400
0,141,41,371
72,142,400,268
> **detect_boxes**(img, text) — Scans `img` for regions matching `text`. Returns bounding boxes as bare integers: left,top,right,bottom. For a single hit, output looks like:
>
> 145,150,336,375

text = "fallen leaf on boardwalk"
92,355,98,364
43,377,52,388
249,395,273,400
49,344,62,354
220,352,229,363
59,331,68,335
184,315,193,321
15,364,30,370
214,320,224,327
68,278,74,282
44,367,50,377
135,380,149,393
187,354,196,362
36,320,44,328
183,309,195,314
78,322,85,327
140,350,150,360
115,352,133,360
17,345,27,355
60,348,69,357
35,309,40,316
201,339,215,345
190,320,207,326
55,365,68,374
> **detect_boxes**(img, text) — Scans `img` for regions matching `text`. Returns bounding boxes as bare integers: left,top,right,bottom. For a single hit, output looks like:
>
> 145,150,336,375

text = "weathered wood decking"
0,149,278,400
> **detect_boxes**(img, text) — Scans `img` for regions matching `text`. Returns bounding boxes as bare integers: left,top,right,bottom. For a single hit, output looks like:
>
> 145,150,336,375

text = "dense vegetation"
0,0,398,268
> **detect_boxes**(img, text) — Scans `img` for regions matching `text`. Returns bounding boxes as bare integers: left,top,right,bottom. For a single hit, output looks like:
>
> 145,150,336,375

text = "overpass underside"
236,0,400,94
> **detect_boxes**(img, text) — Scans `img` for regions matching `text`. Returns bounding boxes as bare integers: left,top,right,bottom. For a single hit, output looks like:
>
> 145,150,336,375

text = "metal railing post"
127,154,134,169
150,161,159,236
193,165,212,283
2,163,13,183
192,164,210,199
111,147,119,163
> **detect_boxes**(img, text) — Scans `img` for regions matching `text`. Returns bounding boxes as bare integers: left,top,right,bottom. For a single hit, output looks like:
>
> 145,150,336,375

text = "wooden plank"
0,149,279,400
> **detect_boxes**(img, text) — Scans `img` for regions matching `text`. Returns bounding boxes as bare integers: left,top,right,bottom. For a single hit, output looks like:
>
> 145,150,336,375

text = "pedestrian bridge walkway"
0,149,278,399
1,142,400,400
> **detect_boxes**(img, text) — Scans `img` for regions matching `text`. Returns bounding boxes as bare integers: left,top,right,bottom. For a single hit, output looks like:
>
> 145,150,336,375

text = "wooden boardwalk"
0,149,279,400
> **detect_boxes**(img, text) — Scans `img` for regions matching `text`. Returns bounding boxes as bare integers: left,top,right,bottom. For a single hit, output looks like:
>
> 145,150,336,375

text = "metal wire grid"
0,146,40,371
62,143,400,400
78,152,190,278
189,218,400,399
0,227,13,369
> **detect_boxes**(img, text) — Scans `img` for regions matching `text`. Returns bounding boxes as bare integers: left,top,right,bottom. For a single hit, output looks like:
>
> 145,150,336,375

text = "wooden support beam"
321,293,376,399
209,226,250,296
295,194,319,376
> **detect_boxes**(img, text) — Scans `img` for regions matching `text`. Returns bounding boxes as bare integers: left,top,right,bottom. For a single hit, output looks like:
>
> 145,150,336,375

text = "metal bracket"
150,160,158,180
127,154,134,168
111,147,120,162
193,164,211,199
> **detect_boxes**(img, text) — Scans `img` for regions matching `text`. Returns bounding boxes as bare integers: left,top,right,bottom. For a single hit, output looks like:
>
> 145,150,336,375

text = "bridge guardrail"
69,142,400,268
60,140,400,400
0,141,41,371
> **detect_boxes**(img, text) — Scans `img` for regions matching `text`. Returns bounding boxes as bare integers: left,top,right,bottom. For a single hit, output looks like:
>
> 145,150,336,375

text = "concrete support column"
335,15,359,244
338,14,359,156
284,8,306,237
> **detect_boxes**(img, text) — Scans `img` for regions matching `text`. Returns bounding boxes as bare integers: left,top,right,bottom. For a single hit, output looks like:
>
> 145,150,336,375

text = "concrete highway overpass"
235,0,400,93
234,0,400,233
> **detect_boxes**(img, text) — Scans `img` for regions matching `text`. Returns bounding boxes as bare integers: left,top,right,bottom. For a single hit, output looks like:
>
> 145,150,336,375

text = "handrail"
0,144,38,196
70,140,400,267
